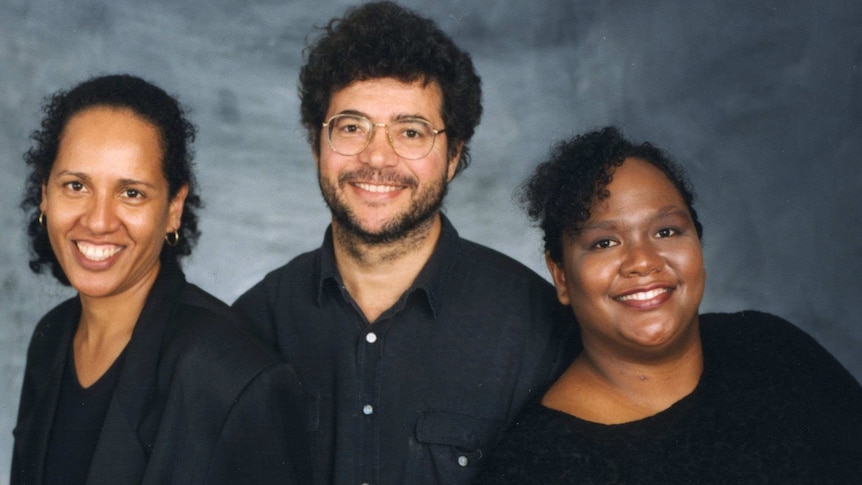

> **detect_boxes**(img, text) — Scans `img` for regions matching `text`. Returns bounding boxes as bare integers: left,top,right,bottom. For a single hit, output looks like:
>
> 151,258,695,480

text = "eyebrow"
56,170,158,189
579,205,689,232
335,110,433,123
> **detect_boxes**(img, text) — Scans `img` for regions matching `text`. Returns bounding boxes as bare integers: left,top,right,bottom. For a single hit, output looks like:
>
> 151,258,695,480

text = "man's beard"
318,167,448,245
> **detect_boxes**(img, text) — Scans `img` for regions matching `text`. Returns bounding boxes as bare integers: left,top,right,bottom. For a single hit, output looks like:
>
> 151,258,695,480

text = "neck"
543,323,703,424
332,214,441,323
73,264,158,387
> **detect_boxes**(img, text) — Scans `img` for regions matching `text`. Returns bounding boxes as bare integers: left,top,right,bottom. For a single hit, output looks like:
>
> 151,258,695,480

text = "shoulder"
243,248,320,295
164,282,281,387
700,310,823,355
700,310,859,389
456,238,546,280
230,248,322,346
446,237,566,327
700,310,798,333
449,237,554,300
26,297,78,356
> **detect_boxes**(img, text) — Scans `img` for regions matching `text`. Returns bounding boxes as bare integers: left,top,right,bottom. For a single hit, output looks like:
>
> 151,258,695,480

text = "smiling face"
547,157,706,359
316,77,459,244
40,107,187,301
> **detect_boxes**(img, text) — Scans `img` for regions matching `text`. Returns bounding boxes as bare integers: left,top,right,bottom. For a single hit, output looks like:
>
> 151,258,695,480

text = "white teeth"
618,288,669,301
355,183,400,193
76,242,122,262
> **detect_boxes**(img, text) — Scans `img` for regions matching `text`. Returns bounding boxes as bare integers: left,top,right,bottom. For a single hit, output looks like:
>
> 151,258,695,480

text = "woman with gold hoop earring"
13,74,309,485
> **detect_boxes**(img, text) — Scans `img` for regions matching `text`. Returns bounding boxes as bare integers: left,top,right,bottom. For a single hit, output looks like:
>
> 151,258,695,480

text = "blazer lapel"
20,299,78,485
84,394,149,485
85,264,186,485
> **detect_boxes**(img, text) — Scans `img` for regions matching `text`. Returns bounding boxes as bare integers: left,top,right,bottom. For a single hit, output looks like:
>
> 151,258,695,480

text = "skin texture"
314,77,461,322
544,158,706,423
39,107,187,386
317,78,457,248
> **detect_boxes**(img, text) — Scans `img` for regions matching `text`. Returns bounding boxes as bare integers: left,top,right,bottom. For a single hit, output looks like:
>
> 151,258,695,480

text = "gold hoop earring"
165,230,180,247
38,212,45,227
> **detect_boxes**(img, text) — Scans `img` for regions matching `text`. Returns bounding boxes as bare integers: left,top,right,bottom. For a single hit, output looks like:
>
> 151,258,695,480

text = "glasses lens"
327,115,371,156
325,115,440,159
389,119,437,159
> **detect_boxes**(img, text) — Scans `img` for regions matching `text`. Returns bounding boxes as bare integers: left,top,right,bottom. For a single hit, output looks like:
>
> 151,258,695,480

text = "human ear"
446,142,463,182
40,184,48,213
167,184,189,231
545,251,571,307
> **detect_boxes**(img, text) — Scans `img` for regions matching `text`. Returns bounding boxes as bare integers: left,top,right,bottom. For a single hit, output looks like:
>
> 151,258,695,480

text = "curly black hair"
21,74,201,285
299,1,482,175
521,126,703,263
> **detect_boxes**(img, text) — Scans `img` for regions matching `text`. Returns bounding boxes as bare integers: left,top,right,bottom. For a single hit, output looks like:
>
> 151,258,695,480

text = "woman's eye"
592,239,618,250
65,181,84,191
656,228,679,238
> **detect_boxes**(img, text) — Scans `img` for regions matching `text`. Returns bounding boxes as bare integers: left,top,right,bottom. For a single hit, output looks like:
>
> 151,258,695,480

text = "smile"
76,241,123,262
353,182,402,193
616,287,671,302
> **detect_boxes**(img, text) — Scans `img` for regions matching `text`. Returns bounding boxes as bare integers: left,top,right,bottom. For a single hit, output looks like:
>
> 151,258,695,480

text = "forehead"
589,158,685,217
54,107,164,175
327,77,444,121
61,106,158,144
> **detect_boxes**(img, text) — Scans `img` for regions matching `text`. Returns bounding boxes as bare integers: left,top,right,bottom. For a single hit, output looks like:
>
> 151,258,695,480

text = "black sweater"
477,311,862,484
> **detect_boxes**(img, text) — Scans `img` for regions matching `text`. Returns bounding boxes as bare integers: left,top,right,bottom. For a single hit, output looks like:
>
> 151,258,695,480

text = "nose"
82,193,120,234
359,123,398,167
620,239,663,277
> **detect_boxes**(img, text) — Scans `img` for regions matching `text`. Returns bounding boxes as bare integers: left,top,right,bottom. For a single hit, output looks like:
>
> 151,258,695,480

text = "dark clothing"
13,263,311,485
476,311,862,484
233,215,578,485
43,347,124,485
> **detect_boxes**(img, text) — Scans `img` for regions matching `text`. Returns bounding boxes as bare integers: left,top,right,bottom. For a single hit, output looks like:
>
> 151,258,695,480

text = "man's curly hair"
21,74,201,285
299,1,482,175
520,126,703,263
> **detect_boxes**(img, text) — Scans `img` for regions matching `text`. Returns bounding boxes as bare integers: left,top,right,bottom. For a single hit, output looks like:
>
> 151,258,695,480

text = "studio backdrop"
1,0,860,481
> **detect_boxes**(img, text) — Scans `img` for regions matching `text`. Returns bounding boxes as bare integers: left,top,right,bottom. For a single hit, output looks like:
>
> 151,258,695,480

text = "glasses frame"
322,114,446,160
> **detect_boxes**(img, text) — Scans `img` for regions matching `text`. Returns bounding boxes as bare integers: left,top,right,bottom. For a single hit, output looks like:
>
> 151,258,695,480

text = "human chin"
320,172,447,244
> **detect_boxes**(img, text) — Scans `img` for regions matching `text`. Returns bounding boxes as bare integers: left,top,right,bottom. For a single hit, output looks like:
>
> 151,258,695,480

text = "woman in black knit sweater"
477,127,862,484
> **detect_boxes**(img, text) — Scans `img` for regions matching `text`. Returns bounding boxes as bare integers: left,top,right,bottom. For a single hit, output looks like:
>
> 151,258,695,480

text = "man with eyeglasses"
233,2,577,484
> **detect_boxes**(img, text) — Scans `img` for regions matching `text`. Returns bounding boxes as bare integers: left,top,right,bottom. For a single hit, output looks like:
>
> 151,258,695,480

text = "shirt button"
458,455,469,467
366,332,377,343
362,404,374,415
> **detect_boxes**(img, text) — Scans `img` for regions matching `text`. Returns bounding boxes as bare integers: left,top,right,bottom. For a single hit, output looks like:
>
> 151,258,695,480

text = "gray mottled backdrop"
1,0,860,481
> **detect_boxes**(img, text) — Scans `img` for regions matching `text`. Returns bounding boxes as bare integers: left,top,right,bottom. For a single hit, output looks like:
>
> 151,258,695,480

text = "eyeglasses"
322,114,446,160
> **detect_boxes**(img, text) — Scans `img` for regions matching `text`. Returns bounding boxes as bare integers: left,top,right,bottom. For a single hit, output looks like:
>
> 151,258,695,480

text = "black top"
44,347,125,485
233,214,579,485
476,311,862,484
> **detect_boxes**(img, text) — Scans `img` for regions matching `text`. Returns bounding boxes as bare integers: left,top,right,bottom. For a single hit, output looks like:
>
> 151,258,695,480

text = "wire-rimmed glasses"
322,114,446,160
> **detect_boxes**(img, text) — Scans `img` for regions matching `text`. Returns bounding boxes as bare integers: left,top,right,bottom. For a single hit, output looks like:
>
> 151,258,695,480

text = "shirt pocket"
407,409,505,483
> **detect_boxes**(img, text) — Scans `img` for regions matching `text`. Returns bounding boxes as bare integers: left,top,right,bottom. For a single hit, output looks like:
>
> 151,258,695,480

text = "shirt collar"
314,213,460,319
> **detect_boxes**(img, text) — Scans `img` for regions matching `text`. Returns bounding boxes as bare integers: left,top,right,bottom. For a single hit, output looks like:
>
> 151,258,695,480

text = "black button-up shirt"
233,215,578,485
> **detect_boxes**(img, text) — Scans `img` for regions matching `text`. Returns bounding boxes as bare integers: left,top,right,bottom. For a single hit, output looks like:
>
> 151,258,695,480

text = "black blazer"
12,263,310,485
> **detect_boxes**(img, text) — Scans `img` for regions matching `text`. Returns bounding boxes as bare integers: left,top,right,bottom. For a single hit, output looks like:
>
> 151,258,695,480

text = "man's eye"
124,189,143,198
656,228,679,238
333,117,368,135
